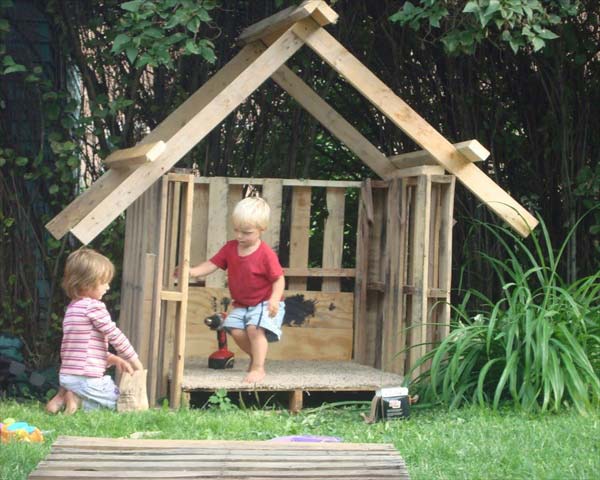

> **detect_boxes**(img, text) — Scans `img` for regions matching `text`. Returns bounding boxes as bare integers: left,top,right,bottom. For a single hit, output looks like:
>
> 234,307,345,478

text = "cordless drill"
204,313,235,369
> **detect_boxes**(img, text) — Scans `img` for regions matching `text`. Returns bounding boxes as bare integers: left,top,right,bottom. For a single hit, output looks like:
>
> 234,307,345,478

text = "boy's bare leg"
244,326,268,383
64,390,81,415
229,328,253,370
46,387,66,414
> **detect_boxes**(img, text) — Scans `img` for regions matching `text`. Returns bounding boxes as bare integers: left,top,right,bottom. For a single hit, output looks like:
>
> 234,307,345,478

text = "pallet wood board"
185,287,354,361
30,436,409,480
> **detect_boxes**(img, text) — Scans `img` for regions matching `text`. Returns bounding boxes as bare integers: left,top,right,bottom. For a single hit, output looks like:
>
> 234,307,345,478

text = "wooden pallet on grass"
29,435,410,479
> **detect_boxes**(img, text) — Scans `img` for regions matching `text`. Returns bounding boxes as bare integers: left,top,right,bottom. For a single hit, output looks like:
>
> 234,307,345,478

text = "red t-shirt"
210,240,284,307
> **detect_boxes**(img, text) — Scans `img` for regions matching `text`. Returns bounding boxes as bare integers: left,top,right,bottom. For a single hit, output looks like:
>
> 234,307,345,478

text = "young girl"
46,248,143,414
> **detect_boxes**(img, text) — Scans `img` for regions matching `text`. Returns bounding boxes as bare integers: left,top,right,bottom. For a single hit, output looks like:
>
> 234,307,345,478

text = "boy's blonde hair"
232,196,270,230
61,247,115,299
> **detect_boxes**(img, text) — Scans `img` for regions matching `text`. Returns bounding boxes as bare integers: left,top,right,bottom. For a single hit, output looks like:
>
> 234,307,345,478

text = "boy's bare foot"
46,391,66,414
64,391,81,415
244,368,265,384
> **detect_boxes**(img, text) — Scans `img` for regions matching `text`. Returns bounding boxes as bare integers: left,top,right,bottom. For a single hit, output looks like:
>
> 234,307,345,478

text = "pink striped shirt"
60,297,138,378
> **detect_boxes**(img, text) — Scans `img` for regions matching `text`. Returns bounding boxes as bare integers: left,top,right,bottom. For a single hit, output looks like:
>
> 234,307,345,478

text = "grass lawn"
1,399,598,479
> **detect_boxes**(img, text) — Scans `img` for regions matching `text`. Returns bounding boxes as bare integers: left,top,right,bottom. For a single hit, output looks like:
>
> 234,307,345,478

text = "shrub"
411,214,600,413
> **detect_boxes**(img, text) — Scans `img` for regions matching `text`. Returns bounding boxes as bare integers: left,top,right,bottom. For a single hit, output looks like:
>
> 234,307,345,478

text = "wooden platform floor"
29,435,410,479
182,359,404,391
179,359,405,411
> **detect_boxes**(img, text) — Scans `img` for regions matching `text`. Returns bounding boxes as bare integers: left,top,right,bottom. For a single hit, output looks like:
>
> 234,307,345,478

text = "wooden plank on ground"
47,24,311,244
295,20,538,238
322,187,345,292
288,186,312,290
30,435,409,479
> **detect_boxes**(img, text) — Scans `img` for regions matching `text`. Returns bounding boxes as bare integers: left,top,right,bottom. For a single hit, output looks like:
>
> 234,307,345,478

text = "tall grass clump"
411,214,600,413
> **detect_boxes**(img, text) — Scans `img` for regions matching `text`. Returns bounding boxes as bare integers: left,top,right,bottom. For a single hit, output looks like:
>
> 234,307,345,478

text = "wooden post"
353,180,373,364
170,175,194,409
407,176,432,378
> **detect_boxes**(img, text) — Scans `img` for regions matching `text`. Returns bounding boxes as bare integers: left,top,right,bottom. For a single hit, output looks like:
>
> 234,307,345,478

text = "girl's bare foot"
46,390,66,414
244,367,265,383
64,391,81,415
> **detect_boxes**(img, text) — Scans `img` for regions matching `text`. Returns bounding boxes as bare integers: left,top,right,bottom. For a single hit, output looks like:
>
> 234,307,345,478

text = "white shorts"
59,374,119,411
224,301,285,342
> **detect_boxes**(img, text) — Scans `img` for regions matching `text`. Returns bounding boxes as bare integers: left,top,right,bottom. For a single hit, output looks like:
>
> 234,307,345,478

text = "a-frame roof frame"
46,0,537,244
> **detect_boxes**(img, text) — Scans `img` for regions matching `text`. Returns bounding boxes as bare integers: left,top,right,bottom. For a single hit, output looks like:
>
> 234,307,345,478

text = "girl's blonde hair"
61,248,115,299
232,196,270,230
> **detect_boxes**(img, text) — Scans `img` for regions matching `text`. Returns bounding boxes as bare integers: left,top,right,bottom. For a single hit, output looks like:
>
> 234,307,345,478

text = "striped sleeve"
87,300,138,361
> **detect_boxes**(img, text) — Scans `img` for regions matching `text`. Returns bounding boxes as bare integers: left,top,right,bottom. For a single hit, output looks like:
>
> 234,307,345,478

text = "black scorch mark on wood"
283,294,317,326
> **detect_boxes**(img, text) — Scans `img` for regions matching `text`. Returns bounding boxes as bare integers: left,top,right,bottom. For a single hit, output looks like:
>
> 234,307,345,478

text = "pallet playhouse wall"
118,170,457,407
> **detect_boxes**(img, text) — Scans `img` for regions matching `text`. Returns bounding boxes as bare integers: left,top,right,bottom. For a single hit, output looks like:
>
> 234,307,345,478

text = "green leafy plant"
410,212,600,413
390,0,580,54
208,389,237,411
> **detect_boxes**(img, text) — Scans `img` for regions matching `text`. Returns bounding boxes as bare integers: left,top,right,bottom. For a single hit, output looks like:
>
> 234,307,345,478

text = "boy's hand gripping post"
204,313,235,370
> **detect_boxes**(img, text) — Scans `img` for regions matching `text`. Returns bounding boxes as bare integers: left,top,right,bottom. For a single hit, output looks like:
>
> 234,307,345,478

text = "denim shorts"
59,374,120,411
224,301,285,342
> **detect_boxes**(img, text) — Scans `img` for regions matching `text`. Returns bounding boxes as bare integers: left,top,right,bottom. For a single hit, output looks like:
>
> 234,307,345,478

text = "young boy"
187,196,285,383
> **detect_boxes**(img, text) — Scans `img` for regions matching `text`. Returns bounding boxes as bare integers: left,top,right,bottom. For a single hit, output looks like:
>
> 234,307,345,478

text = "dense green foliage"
411,215,600,412
0,0,599,378
1,400,599,480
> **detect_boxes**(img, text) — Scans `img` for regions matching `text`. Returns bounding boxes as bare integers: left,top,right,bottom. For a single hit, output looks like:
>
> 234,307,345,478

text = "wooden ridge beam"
46,22,313,244
104,141,166,170
389,139,490,170
238,0,337,45
294,20,538,237
271,65,396,179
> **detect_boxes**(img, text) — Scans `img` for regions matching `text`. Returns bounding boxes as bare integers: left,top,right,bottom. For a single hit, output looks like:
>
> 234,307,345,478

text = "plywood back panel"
185,286,353,361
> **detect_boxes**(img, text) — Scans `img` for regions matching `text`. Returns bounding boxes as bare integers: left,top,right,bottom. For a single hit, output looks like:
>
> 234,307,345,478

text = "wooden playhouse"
46,1,537,410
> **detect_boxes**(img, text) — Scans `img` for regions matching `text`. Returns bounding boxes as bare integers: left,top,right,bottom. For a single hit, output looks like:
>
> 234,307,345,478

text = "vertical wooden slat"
322,187,345,292
288,186,311,290
170,176,194,409
262,179,283,253
190,183,209,266
158,182,181,399
407,175,431,378
137,253,156,369
438,177,455,340
365,187,386,368
381,178,409,375
206,177,228,287
148,176,169,405
353,180,372,364
227,184,245,241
